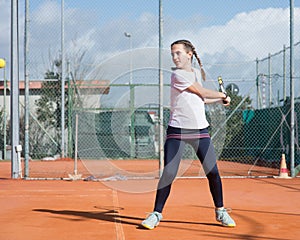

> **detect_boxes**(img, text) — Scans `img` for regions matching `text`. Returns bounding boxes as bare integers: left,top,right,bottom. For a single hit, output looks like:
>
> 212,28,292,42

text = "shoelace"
216,208,231,217
218,209,234,223
145,212,160,223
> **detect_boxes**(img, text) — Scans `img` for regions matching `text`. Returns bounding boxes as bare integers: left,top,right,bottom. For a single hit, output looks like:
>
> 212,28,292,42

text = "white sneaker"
215,208,236,227
141,211,163,230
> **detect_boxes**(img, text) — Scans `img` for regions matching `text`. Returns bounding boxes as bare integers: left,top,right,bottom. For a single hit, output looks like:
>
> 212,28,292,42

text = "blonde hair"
171,39,206,81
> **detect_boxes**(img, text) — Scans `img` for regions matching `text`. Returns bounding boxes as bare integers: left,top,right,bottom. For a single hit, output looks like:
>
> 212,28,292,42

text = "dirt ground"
0,161,299,240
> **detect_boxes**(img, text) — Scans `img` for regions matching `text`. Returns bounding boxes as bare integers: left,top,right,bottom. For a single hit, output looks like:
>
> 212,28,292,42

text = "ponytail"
192,47,206,81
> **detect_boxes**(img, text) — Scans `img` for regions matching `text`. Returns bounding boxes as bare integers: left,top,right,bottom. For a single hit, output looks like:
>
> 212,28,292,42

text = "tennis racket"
218,76,228,104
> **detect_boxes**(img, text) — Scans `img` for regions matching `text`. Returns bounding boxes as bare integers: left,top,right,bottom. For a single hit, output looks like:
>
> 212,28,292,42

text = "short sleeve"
171,69,194,91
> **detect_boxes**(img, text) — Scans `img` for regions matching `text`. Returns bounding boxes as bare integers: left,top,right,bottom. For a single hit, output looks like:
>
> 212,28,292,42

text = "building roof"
0,80,110,95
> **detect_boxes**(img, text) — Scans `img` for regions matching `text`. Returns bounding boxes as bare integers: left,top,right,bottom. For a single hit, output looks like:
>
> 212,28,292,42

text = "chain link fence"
0,0,299,179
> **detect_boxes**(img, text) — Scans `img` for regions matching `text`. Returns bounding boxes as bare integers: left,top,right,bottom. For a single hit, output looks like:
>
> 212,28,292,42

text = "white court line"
112,190,125,240
0,188,113,198
0,188,112,193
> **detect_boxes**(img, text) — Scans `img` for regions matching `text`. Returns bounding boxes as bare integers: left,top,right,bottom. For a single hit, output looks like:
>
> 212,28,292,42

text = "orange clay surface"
0,161,299,240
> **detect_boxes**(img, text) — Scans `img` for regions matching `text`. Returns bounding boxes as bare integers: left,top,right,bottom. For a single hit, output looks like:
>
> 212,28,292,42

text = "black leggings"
154,127,224,213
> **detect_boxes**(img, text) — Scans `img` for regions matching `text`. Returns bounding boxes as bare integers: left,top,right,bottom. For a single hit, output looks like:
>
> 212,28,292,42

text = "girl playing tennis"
141,39,236,229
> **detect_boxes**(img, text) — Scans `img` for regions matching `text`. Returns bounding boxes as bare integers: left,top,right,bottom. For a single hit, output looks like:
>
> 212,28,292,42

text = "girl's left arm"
204,96,231,106
187,82,230,106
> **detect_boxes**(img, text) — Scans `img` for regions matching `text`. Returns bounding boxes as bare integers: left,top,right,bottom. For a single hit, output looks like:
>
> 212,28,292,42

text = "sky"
1,0,299,63
0,0,299,107
64,0,295,26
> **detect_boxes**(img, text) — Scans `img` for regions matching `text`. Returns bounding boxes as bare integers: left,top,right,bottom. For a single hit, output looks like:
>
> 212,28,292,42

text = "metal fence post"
10,0,21,178
24,0,30,177
289,0,295,177
158,0,164,177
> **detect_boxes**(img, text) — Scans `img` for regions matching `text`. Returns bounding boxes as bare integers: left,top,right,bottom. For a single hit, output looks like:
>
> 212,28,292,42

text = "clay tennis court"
0,160,299,240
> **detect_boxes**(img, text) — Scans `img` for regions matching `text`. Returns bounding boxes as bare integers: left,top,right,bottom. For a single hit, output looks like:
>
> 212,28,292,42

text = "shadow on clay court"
33,208,140,227
252,178,300,192
32,207,294,239
33,207,221,230
193,205,300,217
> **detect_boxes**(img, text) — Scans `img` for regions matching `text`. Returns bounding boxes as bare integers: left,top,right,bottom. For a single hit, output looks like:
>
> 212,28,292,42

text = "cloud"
168,8,300,60
0,0,25,73
33,0,61,25
0,1,15,63
0,2,299,84
68,29,96,56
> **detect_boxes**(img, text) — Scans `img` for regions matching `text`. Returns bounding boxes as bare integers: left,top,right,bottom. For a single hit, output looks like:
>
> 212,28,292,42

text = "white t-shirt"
168,68,209,129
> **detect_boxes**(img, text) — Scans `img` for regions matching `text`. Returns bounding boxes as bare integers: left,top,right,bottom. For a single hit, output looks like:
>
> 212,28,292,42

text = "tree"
220,86,252,161
0,108,8,156
34,60,69,156
36,71,63,127
34,50,90,158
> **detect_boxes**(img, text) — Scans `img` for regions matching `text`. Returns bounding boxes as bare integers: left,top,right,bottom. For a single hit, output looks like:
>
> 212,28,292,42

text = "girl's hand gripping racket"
218,76,228,104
